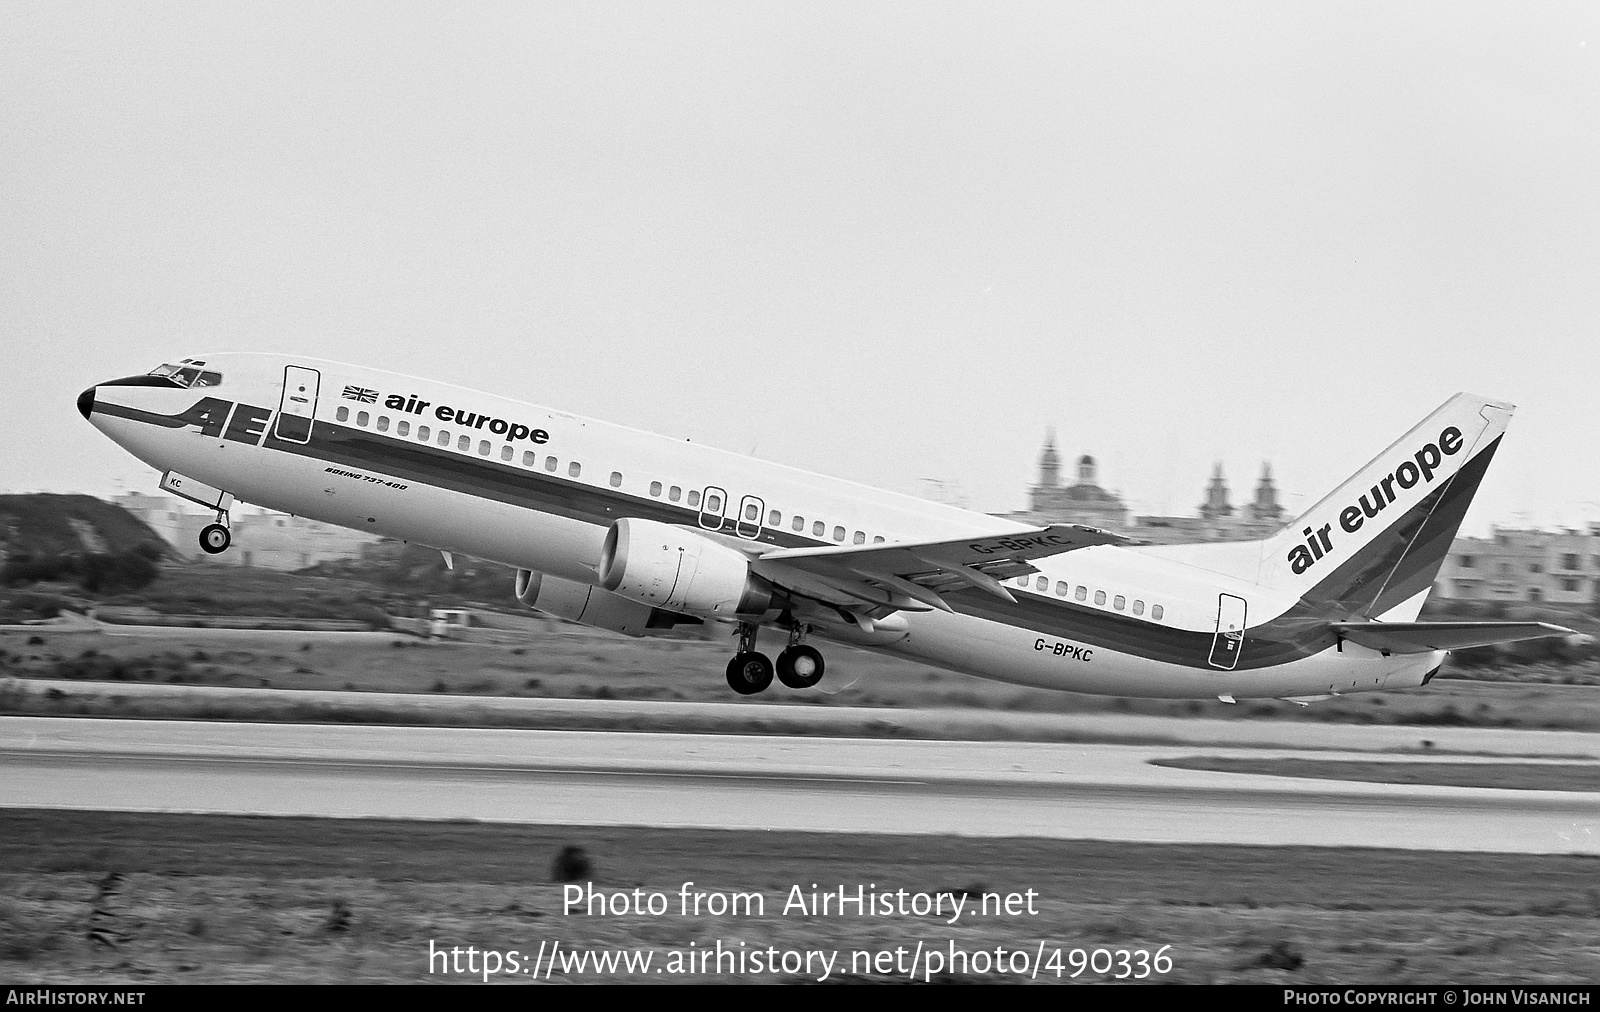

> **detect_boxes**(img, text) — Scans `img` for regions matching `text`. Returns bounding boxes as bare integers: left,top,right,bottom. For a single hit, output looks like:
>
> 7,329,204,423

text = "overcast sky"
5,2,1598,536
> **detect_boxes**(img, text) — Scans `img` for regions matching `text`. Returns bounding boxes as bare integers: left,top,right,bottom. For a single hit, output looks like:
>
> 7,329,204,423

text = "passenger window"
438,430,450,446
745,503,759,521
1075,586,1086,601
853,531,865,545
688,490,701,508
357,411,369,426
1113,595,1125,610
1133,600,1145,616
792,516,804,532
1094,590,1106,606
1036,576,1048,591
610,471,623,488
500,445,512,461
377,416,389,432
1056,582,1068,596
813,521,824,537
418,425,430,441
650,481,663,497
768,510,781,526
669,485,682,502
873,536,885,544
569,462,582,478
478,440,490,455
336,406,349,422
1152,604,1164,621
523,451,536,466
398,421,410,437
458,435,470,451
545,457,558,472
832,526,845,542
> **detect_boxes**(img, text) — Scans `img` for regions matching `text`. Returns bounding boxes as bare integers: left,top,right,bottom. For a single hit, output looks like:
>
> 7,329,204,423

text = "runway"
4,715,1598,853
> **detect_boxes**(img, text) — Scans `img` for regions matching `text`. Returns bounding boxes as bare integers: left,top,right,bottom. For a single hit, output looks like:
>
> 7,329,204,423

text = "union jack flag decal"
342,385,378,403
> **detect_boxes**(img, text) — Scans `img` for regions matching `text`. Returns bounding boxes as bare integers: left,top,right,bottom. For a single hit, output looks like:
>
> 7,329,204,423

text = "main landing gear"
198,510,232,555
724,622,827,695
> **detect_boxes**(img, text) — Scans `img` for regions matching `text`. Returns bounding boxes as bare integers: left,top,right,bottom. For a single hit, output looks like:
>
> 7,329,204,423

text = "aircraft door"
1209,594,1247,670
736,495,765,540
698,486,728,532
275,366,321,444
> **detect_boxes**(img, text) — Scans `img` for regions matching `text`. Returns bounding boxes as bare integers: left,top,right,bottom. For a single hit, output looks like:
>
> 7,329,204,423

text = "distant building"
1198,463,1233,521
1434,525,1600,605
1012,432,1129,531
113,492,376,570
1003,432,1286,544
1001,432,1596,606
1244,463,1286,526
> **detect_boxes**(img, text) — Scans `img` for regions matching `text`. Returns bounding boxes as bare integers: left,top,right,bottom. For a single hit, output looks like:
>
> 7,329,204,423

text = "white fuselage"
83,353,1443,699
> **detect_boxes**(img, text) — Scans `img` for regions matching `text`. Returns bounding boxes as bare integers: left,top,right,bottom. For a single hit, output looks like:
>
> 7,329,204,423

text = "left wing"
751,524,1130,616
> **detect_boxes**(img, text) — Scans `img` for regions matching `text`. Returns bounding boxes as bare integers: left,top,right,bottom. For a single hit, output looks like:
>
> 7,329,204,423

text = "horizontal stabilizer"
1331,620,1574,654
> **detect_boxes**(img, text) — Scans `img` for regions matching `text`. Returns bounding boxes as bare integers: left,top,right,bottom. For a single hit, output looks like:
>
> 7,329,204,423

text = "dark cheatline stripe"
1365,437,1499,616
98,375,187,389
941,439,1503,669
94,401,188,428
102,399,1501,672
943,588,1336,670
295,421,1345,669
1293,437,1500,618
268,422,822,551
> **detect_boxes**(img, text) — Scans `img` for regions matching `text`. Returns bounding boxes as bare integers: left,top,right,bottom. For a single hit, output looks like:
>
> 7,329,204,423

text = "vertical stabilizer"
1256,393,1512,620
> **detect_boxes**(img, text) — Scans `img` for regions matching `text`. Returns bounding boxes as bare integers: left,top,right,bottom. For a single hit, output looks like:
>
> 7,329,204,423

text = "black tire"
199,524,231,554
725,652,774,695
776,645,825,689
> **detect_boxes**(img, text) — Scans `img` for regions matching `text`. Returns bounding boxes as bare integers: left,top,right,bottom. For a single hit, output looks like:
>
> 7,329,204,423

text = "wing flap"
1331,620,1574,653
752,523,1129,613
761,523,1129,569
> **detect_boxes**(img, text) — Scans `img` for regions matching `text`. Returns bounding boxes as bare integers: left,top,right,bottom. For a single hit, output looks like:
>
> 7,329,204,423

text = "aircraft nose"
77,386,95,420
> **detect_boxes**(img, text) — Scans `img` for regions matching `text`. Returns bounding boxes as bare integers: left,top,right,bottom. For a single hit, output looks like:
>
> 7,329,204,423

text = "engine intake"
599,518,775,617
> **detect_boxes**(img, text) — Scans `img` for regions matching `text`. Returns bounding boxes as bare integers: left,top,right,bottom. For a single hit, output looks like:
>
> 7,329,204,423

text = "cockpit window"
148,359,222,388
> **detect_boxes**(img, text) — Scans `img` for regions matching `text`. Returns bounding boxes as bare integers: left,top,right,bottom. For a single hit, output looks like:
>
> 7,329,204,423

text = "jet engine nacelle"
598,517,775,617
514,569,695,637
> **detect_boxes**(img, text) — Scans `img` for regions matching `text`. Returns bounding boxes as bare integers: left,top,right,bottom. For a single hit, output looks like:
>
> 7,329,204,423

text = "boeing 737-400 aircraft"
77,355,1569,701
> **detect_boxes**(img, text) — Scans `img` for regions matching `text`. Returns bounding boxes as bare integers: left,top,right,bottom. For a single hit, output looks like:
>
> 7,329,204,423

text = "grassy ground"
1,810,1596,984
5,623,1600,733
1152,758,1600,791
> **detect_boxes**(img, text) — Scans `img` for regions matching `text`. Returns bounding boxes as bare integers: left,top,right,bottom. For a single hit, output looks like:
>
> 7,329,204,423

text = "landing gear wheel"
725,652,774,695
199,523,231,554
776,645,825,689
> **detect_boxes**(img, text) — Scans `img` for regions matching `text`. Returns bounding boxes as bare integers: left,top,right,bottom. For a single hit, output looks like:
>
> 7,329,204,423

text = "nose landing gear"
159,470,236,556
199,510,232,555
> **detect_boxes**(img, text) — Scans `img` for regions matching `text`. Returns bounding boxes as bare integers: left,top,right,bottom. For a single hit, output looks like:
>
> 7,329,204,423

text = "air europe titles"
1286,425,1464,576
369,391,550,445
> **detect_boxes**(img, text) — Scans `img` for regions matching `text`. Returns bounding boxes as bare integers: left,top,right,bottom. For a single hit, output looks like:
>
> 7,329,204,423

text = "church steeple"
1199,462,1234,519
1249,462,1283,523
1038,428,1061,488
